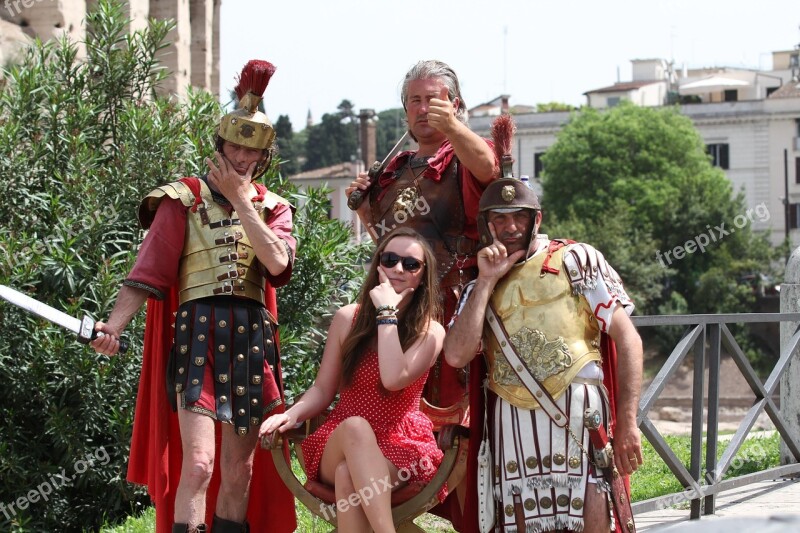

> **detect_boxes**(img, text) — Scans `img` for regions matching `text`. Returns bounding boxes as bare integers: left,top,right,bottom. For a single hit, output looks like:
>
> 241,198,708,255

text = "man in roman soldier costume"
91,60,297,533
444,117,643,532
345,60,498,531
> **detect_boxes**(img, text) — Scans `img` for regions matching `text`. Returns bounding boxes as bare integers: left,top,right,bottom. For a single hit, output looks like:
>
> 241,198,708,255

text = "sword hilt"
347,160,382,210
78,316,129,354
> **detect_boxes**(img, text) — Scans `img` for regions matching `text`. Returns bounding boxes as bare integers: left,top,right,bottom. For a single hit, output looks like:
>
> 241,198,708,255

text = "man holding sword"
346,59,498,532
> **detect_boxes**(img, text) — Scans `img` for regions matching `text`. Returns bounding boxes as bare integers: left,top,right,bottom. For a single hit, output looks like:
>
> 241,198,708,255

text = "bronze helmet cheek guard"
477,177,541,250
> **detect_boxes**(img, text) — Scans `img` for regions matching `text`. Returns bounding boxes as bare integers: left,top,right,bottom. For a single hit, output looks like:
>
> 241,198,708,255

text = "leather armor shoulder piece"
258,189,295,213
137,181,196,230
562,243,623,296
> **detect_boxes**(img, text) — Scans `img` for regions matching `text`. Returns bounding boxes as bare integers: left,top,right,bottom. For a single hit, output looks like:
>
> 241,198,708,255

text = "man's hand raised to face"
427,86,459,136
477,221,526,284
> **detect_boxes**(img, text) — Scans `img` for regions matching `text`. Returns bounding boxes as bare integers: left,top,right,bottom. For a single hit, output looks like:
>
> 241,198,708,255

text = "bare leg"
216,422,260,521
583,483,611,533
319,416,401,533
174,406,216,527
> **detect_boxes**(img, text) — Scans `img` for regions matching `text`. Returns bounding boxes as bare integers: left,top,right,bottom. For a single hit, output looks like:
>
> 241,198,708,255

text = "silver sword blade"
0,284,81,333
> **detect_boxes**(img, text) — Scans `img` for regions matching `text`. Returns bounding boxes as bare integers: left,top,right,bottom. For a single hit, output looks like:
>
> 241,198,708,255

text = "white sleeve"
562,243,634,333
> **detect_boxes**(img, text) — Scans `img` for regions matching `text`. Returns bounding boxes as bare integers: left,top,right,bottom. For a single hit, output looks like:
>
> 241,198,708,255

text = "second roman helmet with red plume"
217,60,277,165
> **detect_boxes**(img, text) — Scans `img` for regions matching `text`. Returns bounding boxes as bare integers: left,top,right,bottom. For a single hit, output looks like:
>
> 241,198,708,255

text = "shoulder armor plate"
138,181,196,229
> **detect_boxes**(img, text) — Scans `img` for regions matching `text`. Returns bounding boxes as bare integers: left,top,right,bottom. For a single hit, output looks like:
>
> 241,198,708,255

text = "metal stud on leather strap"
524,498,536,511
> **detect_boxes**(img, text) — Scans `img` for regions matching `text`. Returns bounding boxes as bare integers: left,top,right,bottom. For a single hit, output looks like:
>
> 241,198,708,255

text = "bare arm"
259,305,354,436
207,153,290,276
90,284,150,355
368,267,444,390
607,305,644,475
377,320,444,391
444,223,525,367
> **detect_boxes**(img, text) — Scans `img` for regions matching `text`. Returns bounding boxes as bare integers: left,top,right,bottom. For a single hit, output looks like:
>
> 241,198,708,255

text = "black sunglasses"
379,252,424,273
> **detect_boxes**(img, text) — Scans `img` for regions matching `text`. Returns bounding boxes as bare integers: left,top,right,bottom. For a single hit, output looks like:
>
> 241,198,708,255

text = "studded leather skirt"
167,296,283,435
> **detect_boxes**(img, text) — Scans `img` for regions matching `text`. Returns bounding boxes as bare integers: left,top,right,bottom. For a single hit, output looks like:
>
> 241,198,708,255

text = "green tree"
0,2,367,530
535,102,576,113
541,101,781,315
376,107,406,157
302,99,358,171
274,114,301,175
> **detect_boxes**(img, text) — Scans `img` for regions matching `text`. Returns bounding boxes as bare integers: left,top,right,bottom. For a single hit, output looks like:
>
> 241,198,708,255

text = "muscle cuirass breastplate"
484,247,602,410
370,158,473,280
178,181,266,305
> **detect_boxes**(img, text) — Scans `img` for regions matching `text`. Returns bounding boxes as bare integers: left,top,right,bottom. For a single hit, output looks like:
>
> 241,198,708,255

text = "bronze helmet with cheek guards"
217,59,277,181
477,178,541,248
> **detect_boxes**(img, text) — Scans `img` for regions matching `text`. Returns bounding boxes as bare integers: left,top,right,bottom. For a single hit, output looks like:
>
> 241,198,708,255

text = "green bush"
0,1,367,530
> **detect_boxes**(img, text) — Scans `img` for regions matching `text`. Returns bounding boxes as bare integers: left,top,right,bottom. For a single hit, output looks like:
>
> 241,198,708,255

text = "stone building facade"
0,0,219,98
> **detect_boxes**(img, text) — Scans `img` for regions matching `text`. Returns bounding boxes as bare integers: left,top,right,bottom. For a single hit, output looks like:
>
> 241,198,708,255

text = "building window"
796,157,800,185
723,90,738,102
534,152,545,178
766,87,779,98
791,203,800,230
606,96,621,107
707,143,730,169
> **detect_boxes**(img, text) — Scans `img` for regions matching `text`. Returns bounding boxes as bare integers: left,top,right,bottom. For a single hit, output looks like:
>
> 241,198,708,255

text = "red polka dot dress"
301,349,447,502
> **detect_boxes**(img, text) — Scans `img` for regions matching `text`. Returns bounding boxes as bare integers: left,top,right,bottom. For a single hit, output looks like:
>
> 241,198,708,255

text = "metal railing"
630,313,800,519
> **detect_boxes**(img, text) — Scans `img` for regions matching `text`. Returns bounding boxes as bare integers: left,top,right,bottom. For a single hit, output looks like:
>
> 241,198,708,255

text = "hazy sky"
220,0,799,130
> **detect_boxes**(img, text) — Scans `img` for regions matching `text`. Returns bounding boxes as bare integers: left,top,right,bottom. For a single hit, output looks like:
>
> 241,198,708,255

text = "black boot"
212,515,250,533
172,524,207,533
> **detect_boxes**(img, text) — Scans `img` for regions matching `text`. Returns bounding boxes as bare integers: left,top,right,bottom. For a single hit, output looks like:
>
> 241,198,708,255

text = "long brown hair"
340,227,442,387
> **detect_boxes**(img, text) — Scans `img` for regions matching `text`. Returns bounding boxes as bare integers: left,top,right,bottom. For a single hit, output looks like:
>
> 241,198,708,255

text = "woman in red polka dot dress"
260,227,446,532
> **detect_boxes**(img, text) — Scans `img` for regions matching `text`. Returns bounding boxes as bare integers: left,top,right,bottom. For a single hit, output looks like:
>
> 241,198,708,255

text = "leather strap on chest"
485,303,567,427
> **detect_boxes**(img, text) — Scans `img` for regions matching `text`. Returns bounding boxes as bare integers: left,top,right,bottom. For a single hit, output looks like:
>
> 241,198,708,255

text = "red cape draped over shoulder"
126,181,296,532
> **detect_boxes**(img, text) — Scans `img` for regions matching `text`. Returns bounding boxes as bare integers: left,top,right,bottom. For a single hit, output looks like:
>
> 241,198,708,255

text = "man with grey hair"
346,59,498,531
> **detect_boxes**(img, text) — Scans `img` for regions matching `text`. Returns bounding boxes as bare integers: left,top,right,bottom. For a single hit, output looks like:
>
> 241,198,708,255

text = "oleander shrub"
0,1,365,530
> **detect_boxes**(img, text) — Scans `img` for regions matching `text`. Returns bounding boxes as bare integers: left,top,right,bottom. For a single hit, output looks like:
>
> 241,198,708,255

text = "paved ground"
636,477,800,531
